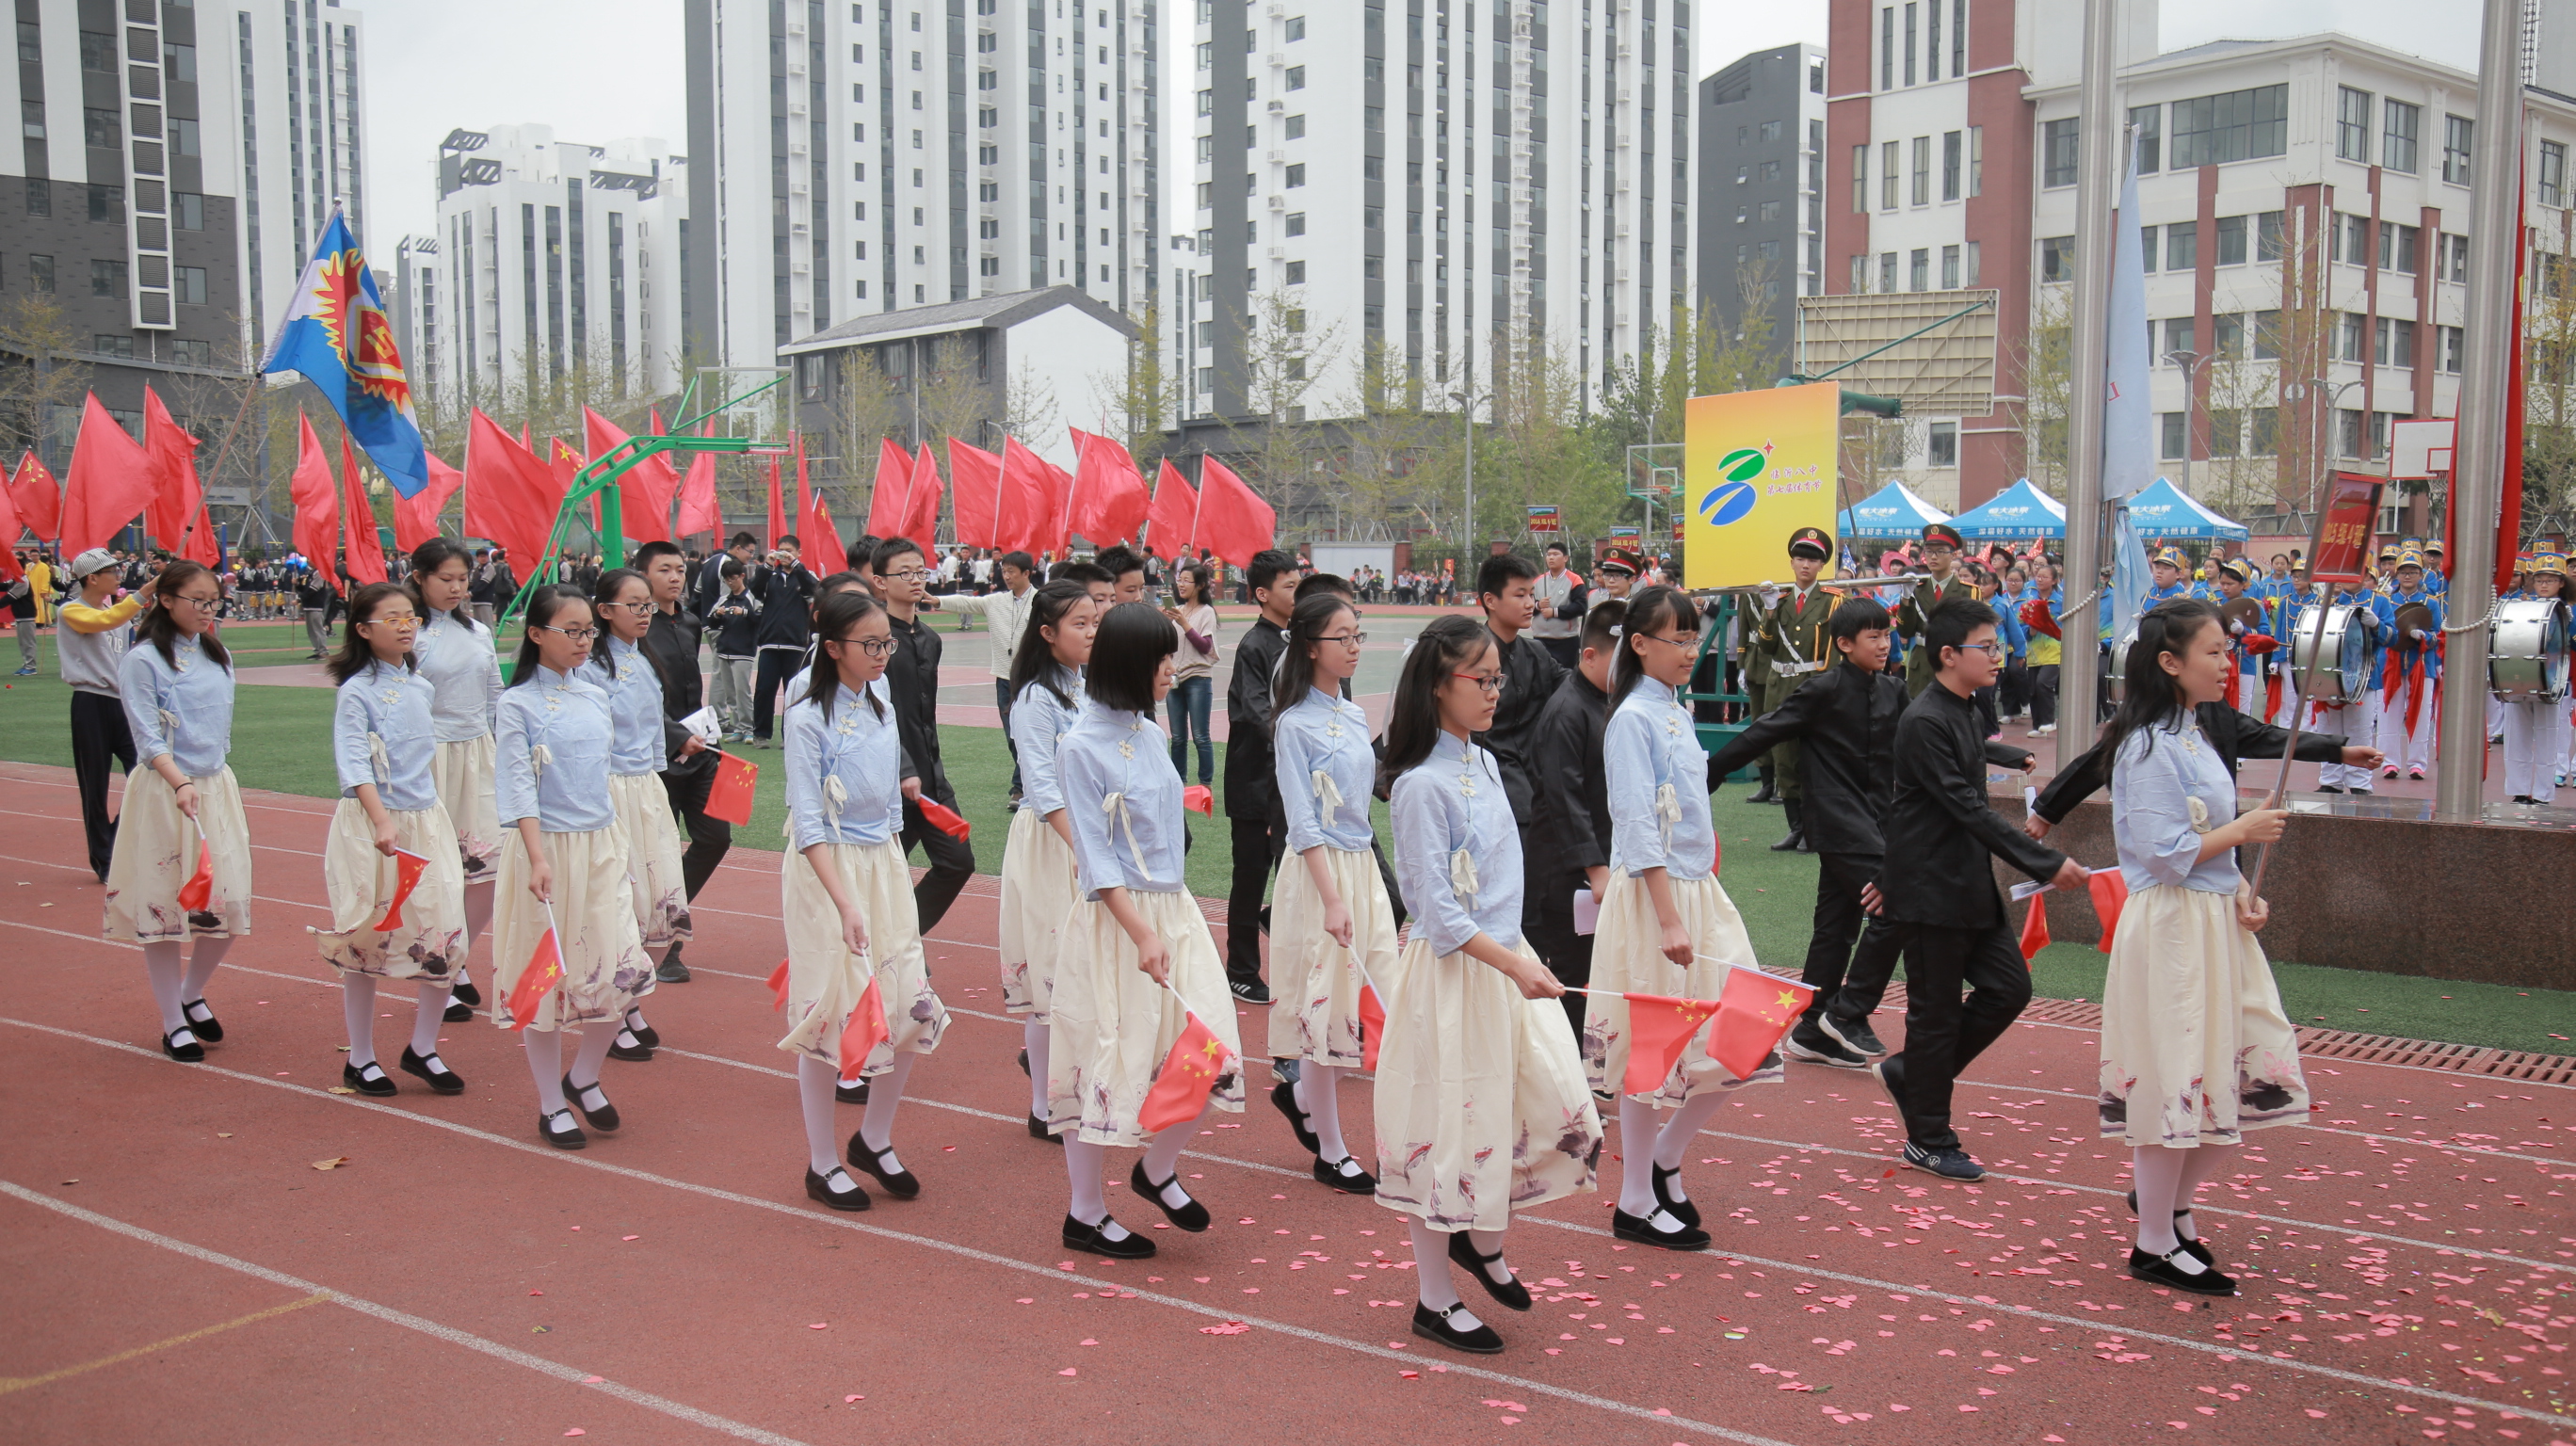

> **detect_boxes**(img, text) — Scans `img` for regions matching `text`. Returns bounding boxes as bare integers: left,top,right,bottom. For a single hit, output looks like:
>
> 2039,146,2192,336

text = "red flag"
2485,181,2530,593
947,438,1005,548
2087,870,2129,952
287,416,343,577
371,848,431,932
767,958,791,1012
1704,967,1815,1082
585,408,676,546
60,394,157,558
838,976,891,1082
556,440,597,537
462,410,566,574
395,454,463,553
1041,454,1077,554
914,796,971,839
8,450,60,543
506,925,566,1031
2018,891,2051,962
0,482,22,582
705,751,759,826
802,481,846,576
765,457,787,548
1358,977,1387,1072
1194,455,1276,568
141,387,203,554
1145,458,1198,554
1137,1009,1237,1133
999,436,1057,555
901,442,943,545
2262,669,2283,724
864,437,915,538
1618,991,1722,1097
674,415,720,538
340,433,388,586
1182,783,1215,816
175,841,214,912
1069,428,1151,547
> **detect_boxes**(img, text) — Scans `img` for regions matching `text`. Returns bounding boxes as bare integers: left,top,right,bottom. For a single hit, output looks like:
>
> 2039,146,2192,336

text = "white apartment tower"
684,0,1163,370
426,125,688,407
230,0,371,339
1175,0,1696,424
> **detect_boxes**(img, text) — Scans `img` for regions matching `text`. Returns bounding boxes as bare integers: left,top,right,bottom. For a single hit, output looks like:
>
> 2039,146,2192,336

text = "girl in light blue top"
589,569,691,1063
1264,592,1394,1196
779,589,950,1212
997,581,1098,1134
1373,615,1601,1358
315,583,470,1099
103,560,248,1063
1583,586,1769,1255
410,538,506,1016
1046,602,1243,1262
490,586,652,1152
2096,600,2307,1299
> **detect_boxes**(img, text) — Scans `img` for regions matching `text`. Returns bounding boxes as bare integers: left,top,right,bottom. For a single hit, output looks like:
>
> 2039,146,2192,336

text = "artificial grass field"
5,630,2569,1054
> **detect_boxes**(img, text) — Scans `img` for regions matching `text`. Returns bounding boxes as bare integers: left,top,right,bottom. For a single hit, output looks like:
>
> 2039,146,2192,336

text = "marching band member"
2376,548,2445,782
997,580,1098,1138
2502,553,2570,805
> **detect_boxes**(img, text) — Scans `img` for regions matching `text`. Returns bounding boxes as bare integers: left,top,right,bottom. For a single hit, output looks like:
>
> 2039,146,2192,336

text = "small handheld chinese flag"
1182,784,1216,816
837,976,890,1084
175,841,215,912
1138,1010,1237,1133
1704,967,1816,1083
915,797,971,839
2018,891,2051,963
704,752,758,826
2088,870,2130,952
1358,976,1388,1072
1618,992,1722,1098
506,924,565,1031
371,849,430,932
766,958,792,1012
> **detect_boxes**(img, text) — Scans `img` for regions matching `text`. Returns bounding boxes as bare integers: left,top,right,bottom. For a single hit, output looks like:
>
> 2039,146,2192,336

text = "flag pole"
2055,0,2124,761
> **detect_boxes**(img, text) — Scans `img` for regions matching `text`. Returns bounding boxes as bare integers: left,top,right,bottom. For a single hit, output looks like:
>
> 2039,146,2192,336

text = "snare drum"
2289,603,2375,706
2489,598,2572,702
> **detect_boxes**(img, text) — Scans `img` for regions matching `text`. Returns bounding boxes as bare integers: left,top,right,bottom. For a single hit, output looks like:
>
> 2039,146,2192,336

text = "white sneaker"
2031,723,2056,736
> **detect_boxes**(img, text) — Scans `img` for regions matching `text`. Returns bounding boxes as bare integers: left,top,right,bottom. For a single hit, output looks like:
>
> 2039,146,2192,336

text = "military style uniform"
1895,572,1976,698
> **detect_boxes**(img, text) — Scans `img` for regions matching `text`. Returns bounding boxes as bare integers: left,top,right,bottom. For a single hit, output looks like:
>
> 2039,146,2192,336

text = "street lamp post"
2296,376,2365,531
2163,349,2214,498
1450,386,1489,558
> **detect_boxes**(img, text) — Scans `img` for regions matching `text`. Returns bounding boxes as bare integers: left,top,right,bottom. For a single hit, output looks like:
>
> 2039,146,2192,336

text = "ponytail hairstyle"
507,586,593,686
407,537,476,627
327,582,418,683
1376,614,1498,795
805,586,888,721
2098,598,2221,766
1006,579,1095,709
139,559,232,671
1274,591,1357,716
1607,585,1697,715
586,567,663,687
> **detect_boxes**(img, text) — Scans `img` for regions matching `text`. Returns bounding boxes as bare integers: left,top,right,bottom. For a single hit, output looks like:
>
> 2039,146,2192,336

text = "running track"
2,761,2570,1445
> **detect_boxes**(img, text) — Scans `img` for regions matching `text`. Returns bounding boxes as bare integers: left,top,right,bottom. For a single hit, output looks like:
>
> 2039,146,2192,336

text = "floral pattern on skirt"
1046,890,1245,1148
1265,844,1401,1067
1372,937,1602,1233
779,839,949,1071
997,807,1079,1020
1580,869,1779,1104
489,825,653,1032
104,766,252,943
2097,883,2311,1147
311,796,468,980
607,771,693,948
432,734,505,878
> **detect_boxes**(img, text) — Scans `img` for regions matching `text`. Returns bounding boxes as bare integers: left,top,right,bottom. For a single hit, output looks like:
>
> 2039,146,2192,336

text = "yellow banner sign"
1681,381,1841,590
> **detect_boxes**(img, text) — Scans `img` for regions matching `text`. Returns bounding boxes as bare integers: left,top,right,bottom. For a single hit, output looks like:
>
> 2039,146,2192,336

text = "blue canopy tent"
1945,478,2067,539
2123,476,2248,540
1837,481,1952,539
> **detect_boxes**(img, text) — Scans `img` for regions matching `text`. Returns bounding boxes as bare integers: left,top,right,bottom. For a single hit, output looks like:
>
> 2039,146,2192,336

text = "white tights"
338,973,453,1068
2132,1143,2237,1265
618,945,668,1043
796,1055,844,1175
1022,1019,1051,1118
522,1026,620,1116
141,937,233,1037
1293,1063,1351,1161
1408,1217,1511,1332
454,879,495,988
1063,1100,1210,1240
853,1051,918,1175
1614,1091,1730,1224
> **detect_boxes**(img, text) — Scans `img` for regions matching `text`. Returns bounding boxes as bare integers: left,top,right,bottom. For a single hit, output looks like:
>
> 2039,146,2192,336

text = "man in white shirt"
946,549,1038,798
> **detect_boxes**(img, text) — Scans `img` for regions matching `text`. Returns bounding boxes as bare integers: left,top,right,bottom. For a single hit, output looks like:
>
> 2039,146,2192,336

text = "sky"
361,0,2487,252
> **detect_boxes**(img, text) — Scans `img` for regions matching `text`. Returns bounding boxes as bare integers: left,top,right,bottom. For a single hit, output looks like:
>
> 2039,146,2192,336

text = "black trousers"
1524,871,1594,1036
2027,664,2060,729
752,649,801,741
1224,813,1285,984
901,776,976,934
73,691,137,881
1801,852,1894,1031
660,765,733,903
1867,917,2033,1150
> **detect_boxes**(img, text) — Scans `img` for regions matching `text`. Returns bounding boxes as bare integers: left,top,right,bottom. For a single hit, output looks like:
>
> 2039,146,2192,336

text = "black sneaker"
1821,1013,1888,1057
655,948,692,984
1782,1024,1868,1069
1230,979,1274,1005
1902,1141,1986,1181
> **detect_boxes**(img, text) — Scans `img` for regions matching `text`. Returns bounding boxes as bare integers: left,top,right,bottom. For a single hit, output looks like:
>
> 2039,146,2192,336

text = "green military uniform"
1758,581,1843,800
1897,525,1978,697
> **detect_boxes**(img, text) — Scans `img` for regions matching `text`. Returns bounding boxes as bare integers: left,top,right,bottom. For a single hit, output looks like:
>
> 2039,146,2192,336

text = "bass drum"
2289,603,2375,707
2489,598,2572,702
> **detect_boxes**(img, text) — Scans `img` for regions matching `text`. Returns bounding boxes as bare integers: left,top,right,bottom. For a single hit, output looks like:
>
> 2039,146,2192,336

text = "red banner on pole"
2308,473,2387,588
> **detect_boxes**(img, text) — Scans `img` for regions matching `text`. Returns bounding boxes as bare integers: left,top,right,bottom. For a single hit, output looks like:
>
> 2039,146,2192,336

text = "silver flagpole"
2055,0,2124,759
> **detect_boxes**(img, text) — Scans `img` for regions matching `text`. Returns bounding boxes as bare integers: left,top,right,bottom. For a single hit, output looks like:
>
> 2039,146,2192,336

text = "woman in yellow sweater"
57,549,151,880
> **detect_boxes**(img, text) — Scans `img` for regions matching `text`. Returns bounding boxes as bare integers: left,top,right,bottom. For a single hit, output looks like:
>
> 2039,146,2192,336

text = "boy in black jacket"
1525,598,1623,1032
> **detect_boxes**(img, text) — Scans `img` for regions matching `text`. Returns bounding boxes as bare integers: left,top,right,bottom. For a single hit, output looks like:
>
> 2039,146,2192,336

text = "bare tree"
2004,284,2072,496
0,295,92,465
1091,297,1180,471
2523,243,2576,534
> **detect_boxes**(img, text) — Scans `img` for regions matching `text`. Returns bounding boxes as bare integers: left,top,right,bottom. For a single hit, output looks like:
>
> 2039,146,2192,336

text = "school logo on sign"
1698,444,1771,526
1682,382,1842,590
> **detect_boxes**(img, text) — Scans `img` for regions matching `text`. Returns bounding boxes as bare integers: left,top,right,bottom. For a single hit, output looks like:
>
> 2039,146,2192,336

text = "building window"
2129,104,2161,173
1285,163,1305,187
1950,0,1966,74
2162,317,2195,362
1928,421,1957,467
2252,310,2282,361
27,253,53,292
1904,1,1918,85
2165,222,2197,272
90,258,127,297
2210,410,2242,457
1879,251,1897,291
1880,6,1894,90
1284,260,1305,284
2375,316,2419,367
2042,118,2078,187
1285,14,1305,40
1908,248,1928,291
173,338,211,367
1969,126,1983,196
2039,234,2075,283
1940,130,1961,200
2543,140,2568,207
1850,254,1868,292
2439,233,2469,283
2437,325,2464,373
1926,0,1940,81
1851,145,1868,213
2215,214,2246,265
85,107,121,148
2249,407,2279,457
2441,114,2472,185
2140,225,2158,273
2338,312,2369,363
87,185,123,224
174,191,203,230
1286,65,1305,89
1880,140,1899,208
1284,114,1305,139
2168,85,2288,167
20,100,44,140
2336,87,2372,163
1909,136,1930,205
2161,411,2188,460
2384,100,2421,174
168,118,199,156
94,333,135,359
1940,243,1960,288
2385,222,2420,275
1964,241,1980,286
2256,210,2285,262
174,265,206,304
2212,313,2244,359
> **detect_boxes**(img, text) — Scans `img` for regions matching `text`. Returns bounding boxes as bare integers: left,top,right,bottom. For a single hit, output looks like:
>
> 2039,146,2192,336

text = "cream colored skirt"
104,766,252,943
432,734,504,879
1581,868,1779,1104
311,796,468,981
2098,883,2311,1148
779,839,950,1072
608,771,692,948
996,807,1079,1020
1046,890,1246,1148
1372,937,1602,1232
490,825,653,1032
1266,844,1400,1067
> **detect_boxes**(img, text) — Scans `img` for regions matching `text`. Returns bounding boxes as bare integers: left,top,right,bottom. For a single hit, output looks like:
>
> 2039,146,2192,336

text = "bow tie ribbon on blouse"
528,744,554,778
823,775,848,826
1654,782,1682,853
1102,792,1152,876
1312,769,1343,818
367,732,392,788
1449,847,1480,907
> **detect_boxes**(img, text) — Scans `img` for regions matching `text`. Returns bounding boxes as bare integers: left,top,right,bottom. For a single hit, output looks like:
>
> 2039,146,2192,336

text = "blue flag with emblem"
259,207,428,497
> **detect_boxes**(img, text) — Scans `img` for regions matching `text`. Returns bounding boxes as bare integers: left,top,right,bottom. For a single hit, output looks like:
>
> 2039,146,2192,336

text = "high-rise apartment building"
684,0,1162,373
1175,0,1697,426
1697,42,1827,358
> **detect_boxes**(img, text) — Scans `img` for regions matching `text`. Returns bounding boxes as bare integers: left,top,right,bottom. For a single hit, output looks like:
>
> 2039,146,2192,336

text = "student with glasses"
871,537,976,934
588,569,700,1062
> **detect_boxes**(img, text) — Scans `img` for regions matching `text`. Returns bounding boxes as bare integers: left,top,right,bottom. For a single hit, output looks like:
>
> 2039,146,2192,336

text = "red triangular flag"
1193,455,1276,569
915,796,971,839
141,386,203,554
506,924,565,1031
947,437,1005,548
1137,1009,1237,1134
1145,458,1198,554
396,453,462,553
2489,178,2529,593
462,410,564,574
673,416,721,538
2018,891,2051,963
1704,967,1814,1082
767,958,791,1012
61,394,158,559
765,457,787,549
175,841,214,912
2087,871,2129,952
704,751,758,826
1182,783,1215,816
286,417,342,578
370,848,431,932
340,432,388,586
1358,977,1387,1073
864,437,914,538
585,408,676,546
901,441,944,546
8,449,61,543
1067,427,1151,548
1618,991,1723,1098
837,975,890,1082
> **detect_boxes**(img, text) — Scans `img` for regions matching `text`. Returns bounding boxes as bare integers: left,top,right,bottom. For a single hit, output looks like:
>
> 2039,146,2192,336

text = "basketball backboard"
2391,418,2455,480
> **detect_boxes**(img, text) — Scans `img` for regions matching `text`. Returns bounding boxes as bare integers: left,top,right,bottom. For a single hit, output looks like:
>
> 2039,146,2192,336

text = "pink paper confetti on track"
809,1322,829,1330
845,1394,865,1403
1057,1368,1078,1377
1199,1321,1251,1335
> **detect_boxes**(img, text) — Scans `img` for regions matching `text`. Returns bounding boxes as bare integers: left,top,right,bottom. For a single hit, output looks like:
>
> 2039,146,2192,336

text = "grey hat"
67,547,121,579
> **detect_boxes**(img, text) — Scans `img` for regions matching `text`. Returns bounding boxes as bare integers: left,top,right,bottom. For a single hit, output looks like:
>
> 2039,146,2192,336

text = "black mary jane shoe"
836,1077,871,1104
1411,1301,1505,1355
399,1047,466,1096
1611,1208,1711,1251
2125,1190,2216,1267
561,1074,620,1133
1017,1047,1030,1078
845,1133,922,1199
539,1108,588,1150
606,1029,655,1063
1270,1078,1321,1155
450,979,483,1008
804,1165,873,1212
625,1019,662,1050
1062,1213,1157,1260
180,999,224,1043
2127,1246,2235,1296
1027,1114,1063,1144
342,1061,399,1098
1130,1160,1211,1231
1445,1231,1533,1311
161,1027,206,1063
1312,1154,1378,1196
443,999,475,1023
1650,1164,1703,1229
